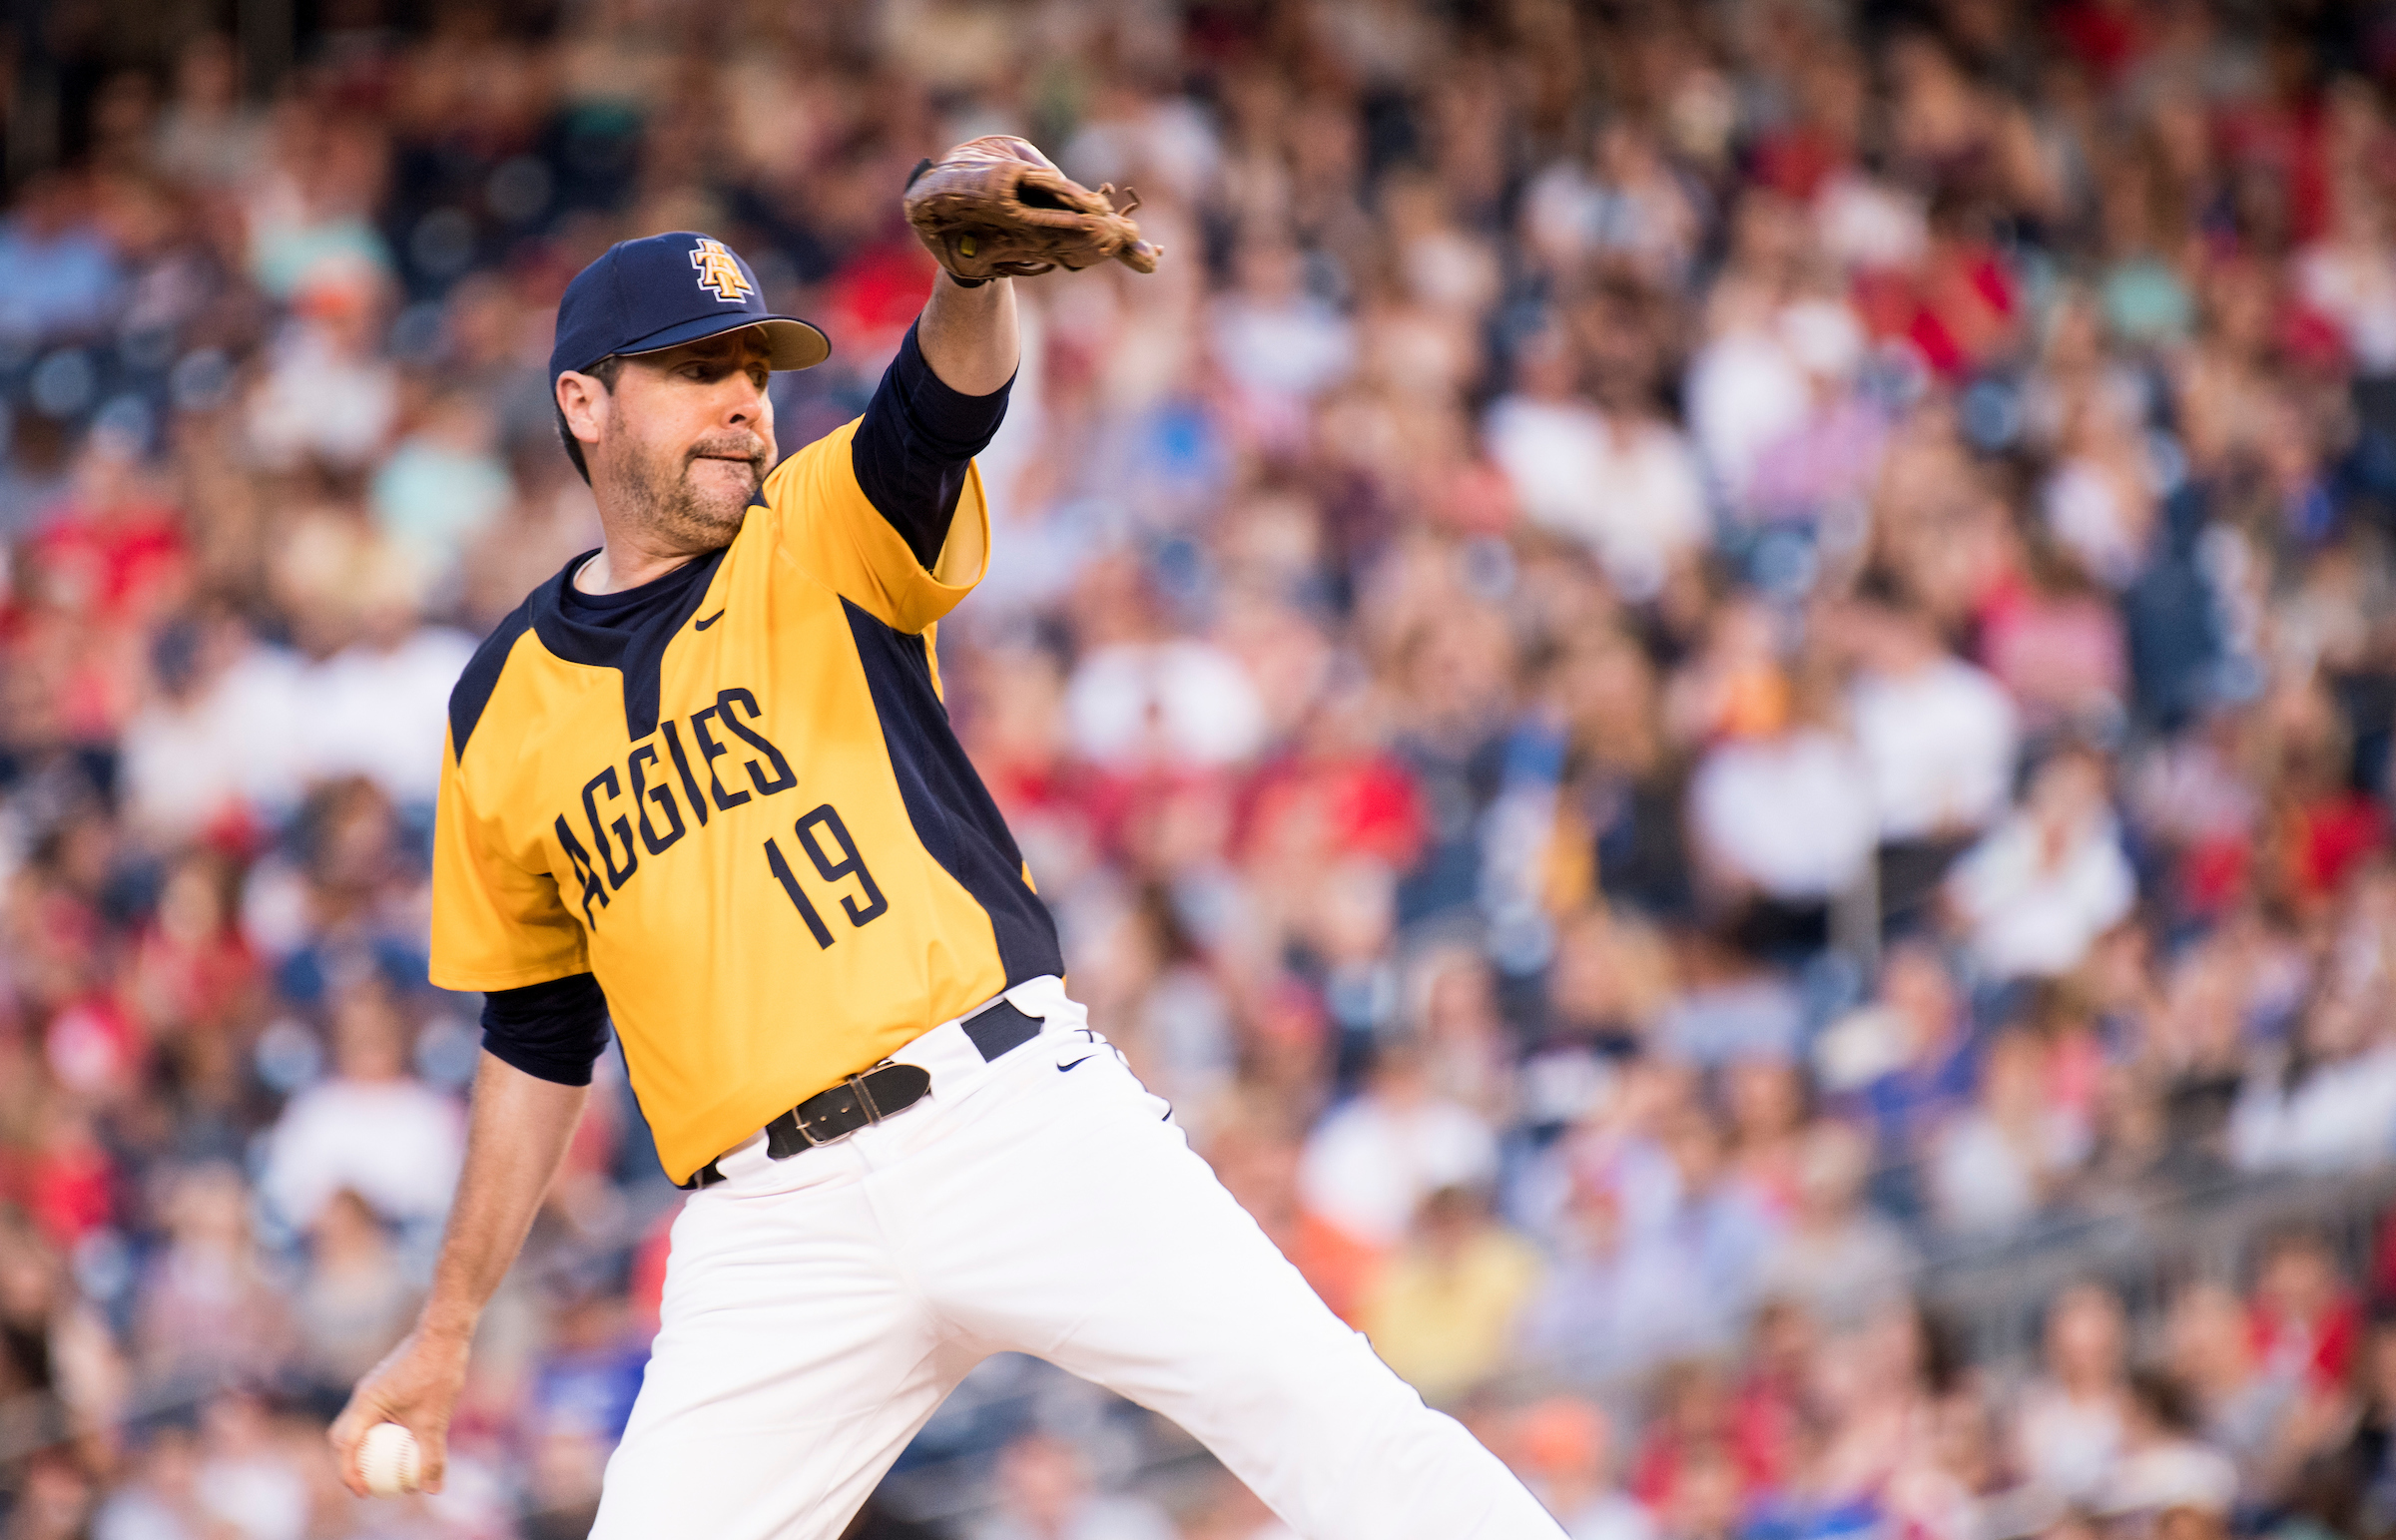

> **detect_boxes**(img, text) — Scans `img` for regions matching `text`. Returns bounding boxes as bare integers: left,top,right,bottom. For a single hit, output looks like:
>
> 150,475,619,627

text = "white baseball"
358,1421,422,1497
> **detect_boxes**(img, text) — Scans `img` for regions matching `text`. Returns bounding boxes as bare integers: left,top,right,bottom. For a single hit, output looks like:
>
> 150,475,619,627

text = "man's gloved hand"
902,135,1162,282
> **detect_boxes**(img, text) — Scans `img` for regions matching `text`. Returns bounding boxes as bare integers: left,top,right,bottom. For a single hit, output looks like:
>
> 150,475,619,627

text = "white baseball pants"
589,975,1564,1540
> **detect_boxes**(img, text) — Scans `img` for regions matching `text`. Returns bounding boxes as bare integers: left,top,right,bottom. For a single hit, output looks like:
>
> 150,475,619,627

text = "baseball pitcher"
327,138,1565,1540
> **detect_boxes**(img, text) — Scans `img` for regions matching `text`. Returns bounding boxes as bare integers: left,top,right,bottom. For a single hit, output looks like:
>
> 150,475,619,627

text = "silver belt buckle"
792,1067,886,1147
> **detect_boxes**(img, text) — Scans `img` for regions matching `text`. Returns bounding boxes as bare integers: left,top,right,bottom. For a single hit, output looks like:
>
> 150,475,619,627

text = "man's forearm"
419,1051,590,1340
916,273,1018,397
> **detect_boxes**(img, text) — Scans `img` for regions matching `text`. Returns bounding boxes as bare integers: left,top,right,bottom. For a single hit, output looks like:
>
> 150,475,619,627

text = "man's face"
567,329,778,553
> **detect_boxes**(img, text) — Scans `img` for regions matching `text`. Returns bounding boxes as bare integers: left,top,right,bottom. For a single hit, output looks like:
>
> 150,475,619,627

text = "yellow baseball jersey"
430,420,1060,1184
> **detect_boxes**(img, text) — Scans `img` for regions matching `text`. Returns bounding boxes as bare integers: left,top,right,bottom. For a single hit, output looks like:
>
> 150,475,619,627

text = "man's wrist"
417,1305,481,1347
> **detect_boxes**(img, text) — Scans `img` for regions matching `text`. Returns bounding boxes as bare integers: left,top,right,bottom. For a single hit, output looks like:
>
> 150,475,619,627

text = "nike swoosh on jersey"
694,609,726,631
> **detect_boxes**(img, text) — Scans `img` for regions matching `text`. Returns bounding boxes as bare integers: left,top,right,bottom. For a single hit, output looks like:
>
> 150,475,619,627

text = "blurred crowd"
10,0,2396,1536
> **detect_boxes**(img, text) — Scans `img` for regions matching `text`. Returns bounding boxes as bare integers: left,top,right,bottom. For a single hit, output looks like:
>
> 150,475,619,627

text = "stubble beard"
606,432,764,555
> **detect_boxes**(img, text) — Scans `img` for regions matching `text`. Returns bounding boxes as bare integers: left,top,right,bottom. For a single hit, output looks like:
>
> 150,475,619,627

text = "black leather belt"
678,999,1046,1190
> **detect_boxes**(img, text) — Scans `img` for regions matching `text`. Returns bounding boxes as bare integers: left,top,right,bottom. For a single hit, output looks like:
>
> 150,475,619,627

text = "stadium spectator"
1358,1184,1541,1406
2167,1282,2306,1494
292,1187,417,1399
1296,1037,1498,1253
967,1433,1176,1540
2103,1369,2242,1522
1505,1397,1654,1540
2016,1283,2135,1508
2246,1230,2368,1394
1754,1121,1921,1329
1926,1027,2087,1235
258,982,463,1236
1842,574,2020,927
1945,745,2138,981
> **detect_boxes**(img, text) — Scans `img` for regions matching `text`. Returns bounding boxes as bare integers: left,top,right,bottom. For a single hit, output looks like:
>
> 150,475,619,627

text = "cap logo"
690,238,753,303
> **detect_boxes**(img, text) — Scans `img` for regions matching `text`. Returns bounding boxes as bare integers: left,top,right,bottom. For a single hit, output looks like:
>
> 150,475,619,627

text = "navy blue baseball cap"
548,232,830,381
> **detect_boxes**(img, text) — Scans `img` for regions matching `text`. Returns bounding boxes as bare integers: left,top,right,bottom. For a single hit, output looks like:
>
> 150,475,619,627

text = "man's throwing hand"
327,1323,472,1497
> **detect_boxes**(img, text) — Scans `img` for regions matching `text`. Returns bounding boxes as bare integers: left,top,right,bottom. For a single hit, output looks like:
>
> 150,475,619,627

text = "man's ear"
557,371,609,454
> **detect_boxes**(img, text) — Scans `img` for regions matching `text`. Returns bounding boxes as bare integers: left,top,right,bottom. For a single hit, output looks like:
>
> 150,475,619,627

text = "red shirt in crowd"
2250,1290,2363,1389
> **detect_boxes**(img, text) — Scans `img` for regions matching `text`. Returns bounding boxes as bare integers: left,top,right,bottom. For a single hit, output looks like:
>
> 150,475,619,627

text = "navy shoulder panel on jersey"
841,596,1062,986
448,595,542,760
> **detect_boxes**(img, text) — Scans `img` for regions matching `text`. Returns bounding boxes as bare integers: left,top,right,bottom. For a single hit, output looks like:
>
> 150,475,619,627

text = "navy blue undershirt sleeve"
480,972,610,1086
851,318,1014,569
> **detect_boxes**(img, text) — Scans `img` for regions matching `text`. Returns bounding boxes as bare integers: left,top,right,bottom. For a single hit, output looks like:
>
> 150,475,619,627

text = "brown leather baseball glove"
903,136,1162,281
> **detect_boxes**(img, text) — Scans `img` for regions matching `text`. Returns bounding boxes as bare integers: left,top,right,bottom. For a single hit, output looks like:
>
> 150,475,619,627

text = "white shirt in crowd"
245,322,397,472
121,623,473,840
1066,639,1268,770
261,1074,464,1231
1946,810,2136,980
1685,327,1811,507
2015,1386,2124,1507
1849,657,2018,843
968,1495,1180,1540
1564,1491,1658,1540
1298,1093,1499,1248
2232,1041,2396,1173
2297,238,2396,375
297,626,477,808
1930,1109,2088,1235
1689,729,1878,900
119,643,309,841
95,1454,309,1540
1485,395,1710,601
2105,1438,2240,1518
1209,290,1356,404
